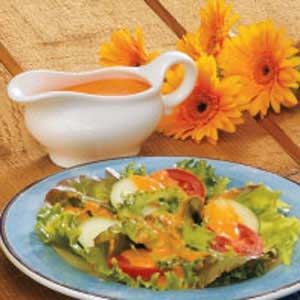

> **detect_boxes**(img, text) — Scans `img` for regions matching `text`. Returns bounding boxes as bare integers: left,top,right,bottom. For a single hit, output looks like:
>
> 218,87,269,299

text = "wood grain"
269,107,300,149
258,115,300,164
0,252,70,300
289,172,300,183
144,0,186,38
0,41,22,75
160,0,300,39
0,0,177,71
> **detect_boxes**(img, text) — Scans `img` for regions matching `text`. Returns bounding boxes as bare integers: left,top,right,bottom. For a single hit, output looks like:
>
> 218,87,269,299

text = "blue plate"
1,156,300,300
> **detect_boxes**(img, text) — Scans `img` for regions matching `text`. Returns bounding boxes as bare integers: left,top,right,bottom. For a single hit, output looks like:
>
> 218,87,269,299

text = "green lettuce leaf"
96,217,159,249
176,159,230,198
235,185,288,215
108,258,186,290
107,260,137,286
163,271,185,289
36,204,113,277
181,260,202,288
210,252,276,286
84,243,111,276
235,185,300,264
95,225,131,257
107,259,162,289
164,254,248,289
195,254,248,288
120,162,147,178
106,254,247,290
35,203,80,246
45,176,116,206
182,223,215,251
118,187,186,216
259,211,300,264
121,218,160,248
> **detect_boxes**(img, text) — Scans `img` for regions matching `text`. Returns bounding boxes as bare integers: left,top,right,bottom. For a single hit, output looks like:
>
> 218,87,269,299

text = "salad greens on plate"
35,159,300,290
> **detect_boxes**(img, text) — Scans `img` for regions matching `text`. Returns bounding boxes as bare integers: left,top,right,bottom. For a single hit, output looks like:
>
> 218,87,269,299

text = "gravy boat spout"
8,51,197,167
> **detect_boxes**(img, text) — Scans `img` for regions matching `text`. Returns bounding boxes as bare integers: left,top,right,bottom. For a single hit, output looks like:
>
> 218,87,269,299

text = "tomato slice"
211,225,263,257
232,224,263,257
165,168,206,198
211,235,231,253
108,254,162,281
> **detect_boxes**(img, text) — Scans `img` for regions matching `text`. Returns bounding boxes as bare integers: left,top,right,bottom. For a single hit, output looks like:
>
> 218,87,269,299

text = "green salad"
35,159,300,290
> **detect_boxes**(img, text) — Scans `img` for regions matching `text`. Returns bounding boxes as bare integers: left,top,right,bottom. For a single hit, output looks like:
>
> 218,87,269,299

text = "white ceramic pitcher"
8,51,196,168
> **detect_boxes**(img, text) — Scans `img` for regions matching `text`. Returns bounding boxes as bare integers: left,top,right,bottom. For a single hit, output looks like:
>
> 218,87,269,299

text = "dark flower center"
262,65,270,76
179,88,220,126
254,55,277,85
197,102,208,113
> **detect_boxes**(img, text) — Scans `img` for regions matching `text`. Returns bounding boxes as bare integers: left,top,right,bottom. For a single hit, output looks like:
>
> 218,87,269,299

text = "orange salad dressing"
64,77,151,95
203,200,241,240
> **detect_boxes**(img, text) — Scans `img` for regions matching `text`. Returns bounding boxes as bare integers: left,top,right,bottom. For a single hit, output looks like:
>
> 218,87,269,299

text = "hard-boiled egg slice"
151,170,178,187
110,176,163,208
130,175,164,191
110,178,137,208
203,198,258,240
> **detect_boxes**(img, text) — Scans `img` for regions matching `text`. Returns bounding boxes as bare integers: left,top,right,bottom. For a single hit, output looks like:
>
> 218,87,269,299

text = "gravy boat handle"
140,51,197,114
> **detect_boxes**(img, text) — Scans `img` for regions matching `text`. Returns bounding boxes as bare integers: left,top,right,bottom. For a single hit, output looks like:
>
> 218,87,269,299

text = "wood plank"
144,0,186,38
0,252,70,300
258,115,300,164
269,78,300,149
289,172,300,184
268,108,300,149
0,41,22,75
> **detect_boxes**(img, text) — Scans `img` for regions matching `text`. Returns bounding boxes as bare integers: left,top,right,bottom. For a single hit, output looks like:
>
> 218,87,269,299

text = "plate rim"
1,155,300,300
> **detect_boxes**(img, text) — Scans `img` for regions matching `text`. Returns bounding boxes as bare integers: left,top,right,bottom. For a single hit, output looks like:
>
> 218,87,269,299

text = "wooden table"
0,1,299,299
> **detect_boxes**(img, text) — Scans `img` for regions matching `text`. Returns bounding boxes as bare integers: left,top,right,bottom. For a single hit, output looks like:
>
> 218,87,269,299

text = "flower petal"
99,27,157,66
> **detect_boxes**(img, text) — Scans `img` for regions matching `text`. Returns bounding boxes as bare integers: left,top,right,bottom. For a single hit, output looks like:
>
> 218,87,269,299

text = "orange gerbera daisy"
199,0,239,57
99,27,158,66
177,31,203,61
219,21,300,117
158,55,244,144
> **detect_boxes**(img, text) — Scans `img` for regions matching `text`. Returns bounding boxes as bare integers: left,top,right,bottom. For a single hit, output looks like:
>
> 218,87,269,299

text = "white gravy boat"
8,51,196,167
